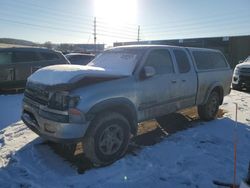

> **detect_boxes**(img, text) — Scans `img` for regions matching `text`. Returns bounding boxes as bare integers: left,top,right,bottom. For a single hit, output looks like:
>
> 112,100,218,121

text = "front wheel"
84,112,130,166
198,91,220,121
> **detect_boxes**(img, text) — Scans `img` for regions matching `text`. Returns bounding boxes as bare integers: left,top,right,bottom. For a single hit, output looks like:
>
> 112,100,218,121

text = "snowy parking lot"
0,90,249,188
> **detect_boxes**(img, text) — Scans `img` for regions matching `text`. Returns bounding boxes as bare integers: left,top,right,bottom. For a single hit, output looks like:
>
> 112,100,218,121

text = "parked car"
0,47,70,91
65,53,95,65
21,45,232,166
232,56,250,90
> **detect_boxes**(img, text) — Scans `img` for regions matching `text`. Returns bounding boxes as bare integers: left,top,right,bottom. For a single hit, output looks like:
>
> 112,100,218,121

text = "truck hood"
28,64,129,89
236,62,250,69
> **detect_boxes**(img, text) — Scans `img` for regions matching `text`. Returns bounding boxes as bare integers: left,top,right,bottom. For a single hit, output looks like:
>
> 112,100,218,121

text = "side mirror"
143,66,156,78
239,60,243,64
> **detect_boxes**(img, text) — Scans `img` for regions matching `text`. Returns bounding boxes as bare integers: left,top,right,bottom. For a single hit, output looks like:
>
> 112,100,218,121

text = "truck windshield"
88,48,144,75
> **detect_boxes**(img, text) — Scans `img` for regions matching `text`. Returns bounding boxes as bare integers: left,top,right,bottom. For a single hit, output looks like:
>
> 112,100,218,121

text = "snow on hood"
236,61,250,69
28,64,129,86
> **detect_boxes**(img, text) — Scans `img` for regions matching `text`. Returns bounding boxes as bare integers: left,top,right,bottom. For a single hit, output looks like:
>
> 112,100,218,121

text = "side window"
173,49,191,73
40,52,60,60
193,51,228,70
211,52,228,68
13,51,41,63
85,56,94,63
79,56,95,64
144,49,174,74
71,56,81,61
0,52,12,64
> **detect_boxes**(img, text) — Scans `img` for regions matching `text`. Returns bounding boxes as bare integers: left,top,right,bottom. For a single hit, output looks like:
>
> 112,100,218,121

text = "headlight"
48,91,80,111
68,96,80,108
234,67,240,75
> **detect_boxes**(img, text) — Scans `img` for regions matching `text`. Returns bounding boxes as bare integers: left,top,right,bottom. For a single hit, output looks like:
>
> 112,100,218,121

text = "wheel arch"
203,83,224,105
86,98,138,135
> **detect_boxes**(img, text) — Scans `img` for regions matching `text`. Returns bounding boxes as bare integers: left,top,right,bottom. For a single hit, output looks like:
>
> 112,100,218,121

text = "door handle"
171,80,177,83
182,79,186,82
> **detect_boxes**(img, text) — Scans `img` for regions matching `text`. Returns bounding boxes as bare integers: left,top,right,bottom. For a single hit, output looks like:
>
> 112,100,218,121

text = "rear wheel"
198,91,220,121
84,112,130,166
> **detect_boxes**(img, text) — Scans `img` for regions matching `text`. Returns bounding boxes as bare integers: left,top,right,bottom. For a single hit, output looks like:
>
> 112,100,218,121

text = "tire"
198,91,220,121
84,112,130,166
232,83,242,91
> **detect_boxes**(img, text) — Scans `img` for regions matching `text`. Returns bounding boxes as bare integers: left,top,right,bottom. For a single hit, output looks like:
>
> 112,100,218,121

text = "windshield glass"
88,48,144,75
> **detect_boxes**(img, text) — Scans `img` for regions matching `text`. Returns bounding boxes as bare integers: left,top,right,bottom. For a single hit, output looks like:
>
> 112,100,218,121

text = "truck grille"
24,86,49,105
240,68,250,74
24,83,69,123
239,75,250,82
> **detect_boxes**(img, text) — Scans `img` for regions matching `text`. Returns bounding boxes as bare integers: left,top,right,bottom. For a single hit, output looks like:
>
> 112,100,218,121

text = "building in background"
50,43,105,55
114,35,250,68
72,44,105,54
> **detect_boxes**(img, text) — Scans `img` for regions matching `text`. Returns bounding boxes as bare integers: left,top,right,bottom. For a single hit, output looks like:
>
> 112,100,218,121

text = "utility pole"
94,17,97,53
137,25,140,42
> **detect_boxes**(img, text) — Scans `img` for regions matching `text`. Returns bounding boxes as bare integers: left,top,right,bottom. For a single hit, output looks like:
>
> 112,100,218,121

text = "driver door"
136,48,179,121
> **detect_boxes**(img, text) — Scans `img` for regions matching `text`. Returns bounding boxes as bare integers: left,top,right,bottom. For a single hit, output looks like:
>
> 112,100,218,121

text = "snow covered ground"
0,90,249,188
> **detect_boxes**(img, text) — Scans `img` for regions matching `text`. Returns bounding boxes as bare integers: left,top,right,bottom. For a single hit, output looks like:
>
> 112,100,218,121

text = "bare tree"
43,41,53,49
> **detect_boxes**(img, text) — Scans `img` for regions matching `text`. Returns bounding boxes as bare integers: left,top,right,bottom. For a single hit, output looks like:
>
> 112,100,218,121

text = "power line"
96,22,137,33
0,9,137,36
142,24,250,41
0,5,93,29
0,11,93,31
97,31,136,40
10,0,94,22
96,20,137,29
141,19,250,36
96,28,137,37
15,0,93,19
141,7,250,29
1,2,138,37
5,0,139,29
1,1,94,24
1,0,249,43
98,34,136,40
142,14,250,33
0,11,137,39
0,18,92,34
0,18,136,41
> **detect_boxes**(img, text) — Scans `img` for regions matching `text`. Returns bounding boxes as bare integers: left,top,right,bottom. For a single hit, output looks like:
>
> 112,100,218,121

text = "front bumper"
232,74,240,84
232,73,250,88
22,97,90,143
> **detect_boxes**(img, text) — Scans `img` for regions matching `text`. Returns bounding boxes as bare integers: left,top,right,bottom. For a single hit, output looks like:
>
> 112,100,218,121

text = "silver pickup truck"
232,56,250,90
21,45,232,165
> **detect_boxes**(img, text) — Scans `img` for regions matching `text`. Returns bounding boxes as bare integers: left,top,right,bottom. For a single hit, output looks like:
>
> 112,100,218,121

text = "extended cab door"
172,48,197,109
0,51,16,90
136,48,179,121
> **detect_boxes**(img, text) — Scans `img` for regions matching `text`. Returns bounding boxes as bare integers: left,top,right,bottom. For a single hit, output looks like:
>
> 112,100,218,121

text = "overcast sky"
0,0,249,46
